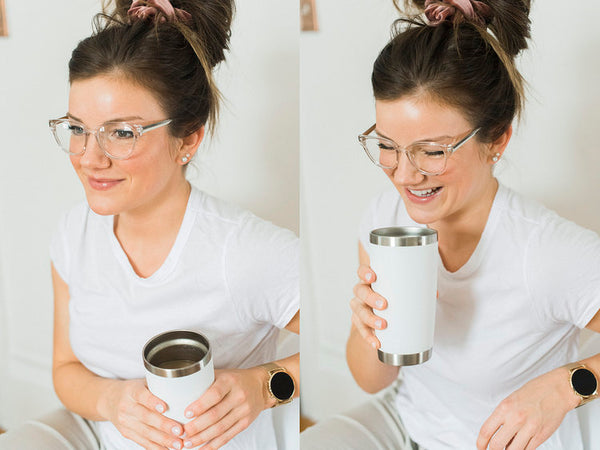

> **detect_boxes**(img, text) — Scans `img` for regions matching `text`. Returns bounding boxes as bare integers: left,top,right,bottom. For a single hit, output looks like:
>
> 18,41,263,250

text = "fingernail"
375,299,383,309
365,273,372,282
172,426,182,436
185,410,194,419
173,442,182,450
184,441,193,448
375,319,382,329
155,404,165,413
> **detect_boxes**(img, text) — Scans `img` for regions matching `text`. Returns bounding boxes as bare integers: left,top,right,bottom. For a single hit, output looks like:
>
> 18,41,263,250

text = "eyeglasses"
48,116,173,160
358,124,480,176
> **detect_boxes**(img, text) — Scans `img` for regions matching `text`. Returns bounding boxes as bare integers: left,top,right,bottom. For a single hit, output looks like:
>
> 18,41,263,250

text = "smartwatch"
564,363,598,408
260,363,295,407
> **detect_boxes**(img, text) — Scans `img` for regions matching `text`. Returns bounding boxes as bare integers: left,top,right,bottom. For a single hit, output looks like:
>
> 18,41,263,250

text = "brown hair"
68,0,235,137
374,0,531,142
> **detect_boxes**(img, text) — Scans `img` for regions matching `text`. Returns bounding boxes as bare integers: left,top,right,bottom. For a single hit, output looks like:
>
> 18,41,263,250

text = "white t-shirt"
50,186,299,450
359,183,600,450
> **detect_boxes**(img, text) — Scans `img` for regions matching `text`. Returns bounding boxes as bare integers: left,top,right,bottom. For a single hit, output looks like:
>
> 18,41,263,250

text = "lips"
87,176,124,191
405,186,443,203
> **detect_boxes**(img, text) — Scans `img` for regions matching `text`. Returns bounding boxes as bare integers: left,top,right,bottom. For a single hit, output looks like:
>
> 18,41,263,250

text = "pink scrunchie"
424,0,492,26
128,0,192,25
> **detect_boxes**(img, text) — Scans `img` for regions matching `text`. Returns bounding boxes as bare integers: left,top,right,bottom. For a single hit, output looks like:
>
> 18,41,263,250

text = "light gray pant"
300,382,422,450
0,409,103,450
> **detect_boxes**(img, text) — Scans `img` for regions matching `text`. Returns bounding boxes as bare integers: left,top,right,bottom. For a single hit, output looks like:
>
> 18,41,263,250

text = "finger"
350,297,387,331
353,283,387,310
125,404,185,448
351,310,381,349
184,378,231,420
135,403,184,438
133,388,184,437
121,426,176,450
190,412,252,450
507,429,534,450
135,383,169,416
477,414,504,450
184,401,230,437
357,265,377,284
487,423,520,450
183,404,242,448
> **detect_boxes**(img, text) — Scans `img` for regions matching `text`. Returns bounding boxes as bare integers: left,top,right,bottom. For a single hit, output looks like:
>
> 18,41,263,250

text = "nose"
392,151,425,186
79,132,111,169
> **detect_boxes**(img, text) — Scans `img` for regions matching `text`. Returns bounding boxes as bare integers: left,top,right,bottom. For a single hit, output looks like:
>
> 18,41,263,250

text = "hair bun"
424,0,492,27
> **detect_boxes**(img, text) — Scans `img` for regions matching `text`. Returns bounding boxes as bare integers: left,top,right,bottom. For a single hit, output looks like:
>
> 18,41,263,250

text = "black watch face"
572,368,598,396
271,371,294,400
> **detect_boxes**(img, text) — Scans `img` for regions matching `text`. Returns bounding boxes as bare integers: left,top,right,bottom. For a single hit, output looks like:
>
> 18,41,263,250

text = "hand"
182,368,267,449
350,264,388,349
476,367,580,450
97,379,185,450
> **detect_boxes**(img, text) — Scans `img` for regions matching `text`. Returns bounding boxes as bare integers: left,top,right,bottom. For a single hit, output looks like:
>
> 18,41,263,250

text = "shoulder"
496,185,599,247
189,187,298,249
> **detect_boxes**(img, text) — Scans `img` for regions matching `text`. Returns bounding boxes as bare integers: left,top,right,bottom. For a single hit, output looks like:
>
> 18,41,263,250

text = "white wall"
0,0,298,429
300,0,600,421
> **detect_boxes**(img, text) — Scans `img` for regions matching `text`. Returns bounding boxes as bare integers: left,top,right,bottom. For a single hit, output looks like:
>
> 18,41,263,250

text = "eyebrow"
374,128,452,143
66,113,144,123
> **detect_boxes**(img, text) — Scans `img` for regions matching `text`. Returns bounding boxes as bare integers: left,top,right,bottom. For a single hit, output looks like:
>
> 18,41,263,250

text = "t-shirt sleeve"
223,214,299,329
527,213,600,329
49,212,71,284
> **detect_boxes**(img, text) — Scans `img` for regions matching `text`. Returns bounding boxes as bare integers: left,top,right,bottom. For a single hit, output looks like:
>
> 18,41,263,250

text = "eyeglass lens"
52,120,137,159
362,138,447,174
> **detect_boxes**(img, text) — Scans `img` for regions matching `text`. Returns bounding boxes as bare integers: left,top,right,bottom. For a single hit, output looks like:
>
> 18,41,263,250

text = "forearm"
53,361,121,421
346,325,399,394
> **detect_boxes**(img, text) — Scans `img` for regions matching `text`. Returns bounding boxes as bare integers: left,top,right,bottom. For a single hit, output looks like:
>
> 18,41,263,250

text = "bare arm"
477,308,600,450
182,310,300,449
51,264,185,450
345,243,399,393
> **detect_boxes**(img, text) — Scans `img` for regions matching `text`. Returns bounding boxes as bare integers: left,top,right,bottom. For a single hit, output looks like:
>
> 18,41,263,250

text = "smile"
408,187,442,198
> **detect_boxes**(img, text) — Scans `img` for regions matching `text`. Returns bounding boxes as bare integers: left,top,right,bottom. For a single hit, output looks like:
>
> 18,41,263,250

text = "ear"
488,124,512,163
176,126,206,165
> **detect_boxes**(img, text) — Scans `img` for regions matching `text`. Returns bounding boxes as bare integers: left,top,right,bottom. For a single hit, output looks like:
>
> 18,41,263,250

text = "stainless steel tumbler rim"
377,348,432,366
370,226,437,247
143,330,212,378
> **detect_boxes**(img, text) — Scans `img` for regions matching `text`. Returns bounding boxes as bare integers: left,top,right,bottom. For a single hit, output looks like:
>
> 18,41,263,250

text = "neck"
114,178,191,243
430,178,499,272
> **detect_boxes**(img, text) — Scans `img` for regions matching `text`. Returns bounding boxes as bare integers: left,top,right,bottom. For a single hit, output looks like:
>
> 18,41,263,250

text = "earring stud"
182,153,191,164
492,153,500,163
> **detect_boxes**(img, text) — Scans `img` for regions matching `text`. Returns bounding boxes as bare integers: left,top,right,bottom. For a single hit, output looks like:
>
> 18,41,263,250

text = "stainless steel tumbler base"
377,348,432,366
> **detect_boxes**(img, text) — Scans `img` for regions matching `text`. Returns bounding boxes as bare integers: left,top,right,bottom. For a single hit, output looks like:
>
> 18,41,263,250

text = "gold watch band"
260,363,294,407
564,363,599,408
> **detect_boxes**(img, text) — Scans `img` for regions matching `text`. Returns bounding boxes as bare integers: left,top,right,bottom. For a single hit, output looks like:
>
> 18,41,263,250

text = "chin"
84,192,121,216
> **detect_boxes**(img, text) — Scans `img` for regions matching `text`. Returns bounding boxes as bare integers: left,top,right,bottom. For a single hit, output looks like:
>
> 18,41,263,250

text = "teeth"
409,187,439,197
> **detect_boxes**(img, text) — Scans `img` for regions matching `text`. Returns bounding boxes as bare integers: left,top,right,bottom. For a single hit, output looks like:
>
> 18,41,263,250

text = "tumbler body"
369,227,438,366
143,330,214,423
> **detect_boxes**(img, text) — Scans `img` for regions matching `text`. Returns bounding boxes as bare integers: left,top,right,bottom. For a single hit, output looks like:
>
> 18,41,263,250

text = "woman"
301,0,600,449
0,1,298,449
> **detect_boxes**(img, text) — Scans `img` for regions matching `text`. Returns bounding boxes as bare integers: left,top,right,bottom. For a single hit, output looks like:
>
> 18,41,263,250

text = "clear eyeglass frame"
48,116,173,160
358,124,481,176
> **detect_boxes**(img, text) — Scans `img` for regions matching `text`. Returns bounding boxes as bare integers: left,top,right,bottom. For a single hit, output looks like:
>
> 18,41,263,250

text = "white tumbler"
143,330,214,423
369,227,438,366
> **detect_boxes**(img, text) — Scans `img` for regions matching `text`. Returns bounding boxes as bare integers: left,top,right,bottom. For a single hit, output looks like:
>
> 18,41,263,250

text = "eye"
413,144,445,158
112,128,135,139
68,124,85,136
377,142,395,151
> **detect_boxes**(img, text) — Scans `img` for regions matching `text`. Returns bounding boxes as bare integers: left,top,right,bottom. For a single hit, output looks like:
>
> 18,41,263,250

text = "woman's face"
375,96,499,227
68,75,185,216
